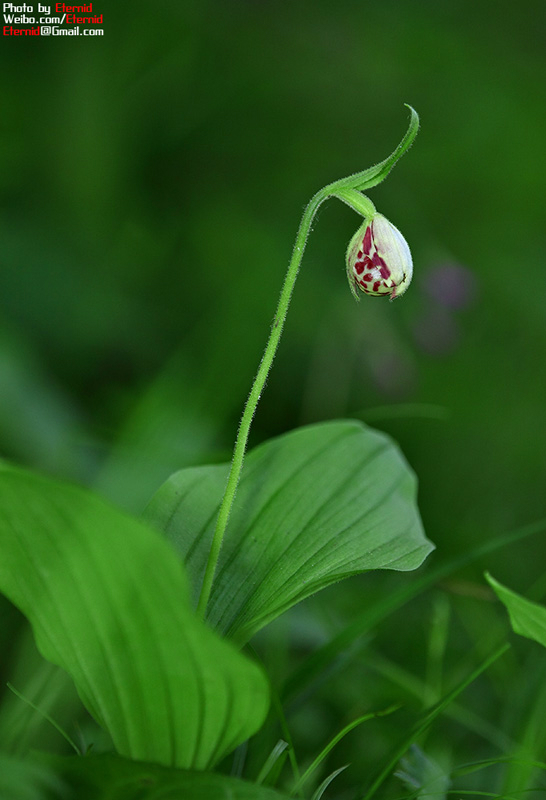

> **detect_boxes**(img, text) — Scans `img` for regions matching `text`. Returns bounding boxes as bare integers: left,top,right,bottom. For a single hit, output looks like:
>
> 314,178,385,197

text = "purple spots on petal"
363,226,372,254
363,273,373,282
370,252,391,280
370,219,378,247
372,252,387,268
354,261,365,275
373,281,381,293
357,250,363,259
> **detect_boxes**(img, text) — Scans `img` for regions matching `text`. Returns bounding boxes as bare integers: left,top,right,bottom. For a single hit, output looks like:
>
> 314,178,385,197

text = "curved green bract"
0,466,269,769
327,104,419,195
144,420,434,646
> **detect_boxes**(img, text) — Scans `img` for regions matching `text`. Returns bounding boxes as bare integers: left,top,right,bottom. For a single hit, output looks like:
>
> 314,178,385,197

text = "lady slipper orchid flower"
346,213,413,300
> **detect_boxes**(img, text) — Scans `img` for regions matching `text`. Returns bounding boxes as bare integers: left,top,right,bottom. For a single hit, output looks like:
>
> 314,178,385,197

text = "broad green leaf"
44,752,294,800
486,573,546,647
143,420,433,645
0,465,269,769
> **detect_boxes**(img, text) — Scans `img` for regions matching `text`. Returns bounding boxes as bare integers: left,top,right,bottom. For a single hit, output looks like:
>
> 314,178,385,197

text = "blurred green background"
1,0,546,794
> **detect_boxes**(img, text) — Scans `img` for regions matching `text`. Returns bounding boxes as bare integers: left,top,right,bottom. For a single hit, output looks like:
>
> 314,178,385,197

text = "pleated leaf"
0,465,269,769
486,573,546,647
143,420,434,645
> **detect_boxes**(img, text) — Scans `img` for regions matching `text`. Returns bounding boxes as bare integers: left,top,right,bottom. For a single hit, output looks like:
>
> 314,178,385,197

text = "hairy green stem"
196,189,327,618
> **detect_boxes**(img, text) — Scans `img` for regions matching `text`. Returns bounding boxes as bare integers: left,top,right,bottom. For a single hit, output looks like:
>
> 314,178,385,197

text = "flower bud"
346,214,413,300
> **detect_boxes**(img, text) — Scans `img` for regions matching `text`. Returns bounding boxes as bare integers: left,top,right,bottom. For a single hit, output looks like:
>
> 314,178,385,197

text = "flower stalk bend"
196,106,420,619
